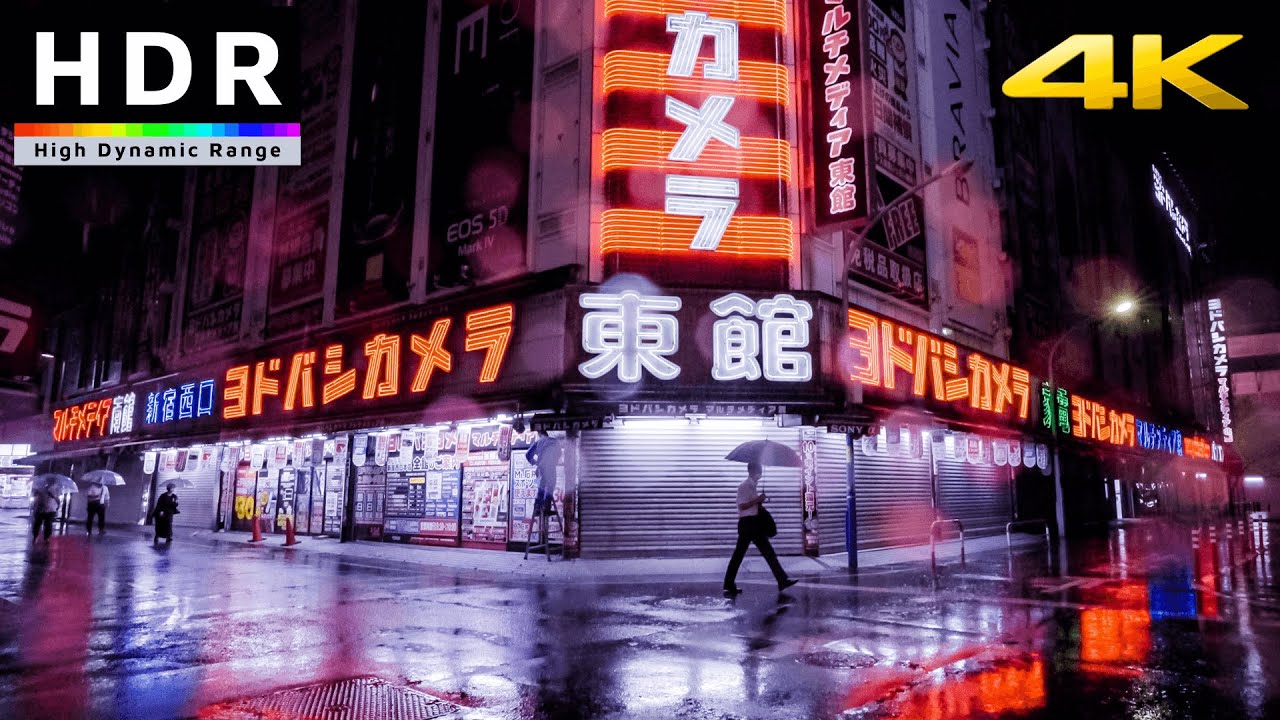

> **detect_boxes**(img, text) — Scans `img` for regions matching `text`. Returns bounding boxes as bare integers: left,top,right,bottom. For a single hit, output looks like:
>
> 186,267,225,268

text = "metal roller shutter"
815,431,850,556
578,420,805,557
156,445,223,530
934,454,1012,537
853,434,934,549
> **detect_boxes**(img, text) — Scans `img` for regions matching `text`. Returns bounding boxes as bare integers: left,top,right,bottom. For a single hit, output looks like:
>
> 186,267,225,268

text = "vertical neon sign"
598,0,794,282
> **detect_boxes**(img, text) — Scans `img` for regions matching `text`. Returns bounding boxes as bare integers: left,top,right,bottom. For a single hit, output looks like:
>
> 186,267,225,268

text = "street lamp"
840,158,974,570
1046,298,1139,563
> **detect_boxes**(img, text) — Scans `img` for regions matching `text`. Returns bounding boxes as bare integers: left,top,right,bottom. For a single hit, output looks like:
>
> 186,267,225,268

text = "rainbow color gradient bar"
13,123,301,138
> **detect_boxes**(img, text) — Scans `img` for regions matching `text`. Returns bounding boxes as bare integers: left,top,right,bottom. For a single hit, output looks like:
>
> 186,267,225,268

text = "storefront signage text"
579,291,813,384
599,0,792,259
1183,435,1212,460
810,0,866,227
847,308,1031,421
1135,419,1183,455
222,303,515,419
1039,381,1071,435
1152,165,1191,254
53,392,136,443
145,380,216,425
612,402,793,418
1069,394,1135,447
1208,298,1233,442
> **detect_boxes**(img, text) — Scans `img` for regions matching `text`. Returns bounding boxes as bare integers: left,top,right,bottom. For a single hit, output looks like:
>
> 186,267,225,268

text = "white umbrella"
81,469,126,486
33,473,77,494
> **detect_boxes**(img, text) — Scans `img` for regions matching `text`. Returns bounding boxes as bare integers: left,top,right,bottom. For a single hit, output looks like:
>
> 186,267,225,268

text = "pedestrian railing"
929,519,965,569
1007,519,1050,548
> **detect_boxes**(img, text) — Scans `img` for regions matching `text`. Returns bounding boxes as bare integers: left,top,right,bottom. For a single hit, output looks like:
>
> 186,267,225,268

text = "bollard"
249,514,265,543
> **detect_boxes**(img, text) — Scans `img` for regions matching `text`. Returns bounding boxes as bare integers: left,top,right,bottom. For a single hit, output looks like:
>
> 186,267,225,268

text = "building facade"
19,0,1230,558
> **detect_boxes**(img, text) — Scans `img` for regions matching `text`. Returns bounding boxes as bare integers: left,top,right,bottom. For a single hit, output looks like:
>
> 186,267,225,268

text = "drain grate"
197,676,459,720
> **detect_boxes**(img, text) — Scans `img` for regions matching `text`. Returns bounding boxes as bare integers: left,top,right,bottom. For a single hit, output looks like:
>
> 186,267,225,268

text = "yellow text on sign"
1002,34,1247,110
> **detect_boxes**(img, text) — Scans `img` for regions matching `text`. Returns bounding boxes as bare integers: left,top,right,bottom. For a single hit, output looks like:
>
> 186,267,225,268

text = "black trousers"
32,511,54,540
86,501,106,533
724,516,788,589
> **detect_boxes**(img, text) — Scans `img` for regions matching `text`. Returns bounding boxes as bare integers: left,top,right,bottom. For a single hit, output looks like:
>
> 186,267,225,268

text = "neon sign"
145,380,216,425
53,394,134,443
1183,435,1212,460
1208,298,1233,442
846,308,1031,421
599,0,793,260
1135,419,1183,455
579,290,813,385
810,0,867,226
223,303,515,419
1152,165,1191,254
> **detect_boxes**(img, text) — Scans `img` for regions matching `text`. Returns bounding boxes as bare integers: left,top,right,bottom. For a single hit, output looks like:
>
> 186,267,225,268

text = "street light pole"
839,158,974,570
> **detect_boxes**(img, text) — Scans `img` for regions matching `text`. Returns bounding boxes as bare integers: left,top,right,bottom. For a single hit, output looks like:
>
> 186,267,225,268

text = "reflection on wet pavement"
1,514,1279,719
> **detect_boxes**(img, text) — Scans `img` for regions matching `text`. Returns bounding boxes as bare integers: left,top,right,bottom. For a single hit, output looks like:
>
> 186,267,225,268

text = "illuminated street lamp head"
1112,299,1136,315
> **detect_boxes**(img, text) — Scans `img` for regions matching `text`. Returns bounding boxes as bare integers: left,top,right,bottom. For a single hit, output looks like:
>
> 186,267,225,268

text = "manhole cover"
800,649,878,669
197,676,459,719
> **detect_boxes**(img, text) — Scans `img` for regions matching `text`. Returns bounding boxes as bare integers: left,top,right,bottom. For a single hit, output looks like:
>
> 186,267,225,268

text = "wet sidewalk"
114,519,1043,582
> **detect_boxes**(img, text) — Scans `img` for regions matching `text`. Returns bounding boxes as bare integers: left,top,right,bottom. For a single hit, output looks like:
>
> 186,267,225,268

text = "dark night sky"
1045,0,1277,278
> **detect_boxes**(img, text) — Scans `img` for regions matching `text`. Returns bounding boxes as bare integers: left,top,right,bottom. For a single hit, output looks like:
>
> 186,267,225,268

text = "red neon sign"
1183,435,1212,459
598,0,793,262
52,397,113,443
221,306,517,421
1069,394,1136,447
847,308,1031,421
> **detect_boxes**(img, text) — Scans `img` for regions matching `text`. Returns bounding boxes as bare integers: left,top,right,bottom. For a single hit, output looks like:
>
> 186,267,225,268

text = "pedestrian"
84,481,110,535
151,483,180,544
723,462,798,597
31,479,60,542
526,434,563,518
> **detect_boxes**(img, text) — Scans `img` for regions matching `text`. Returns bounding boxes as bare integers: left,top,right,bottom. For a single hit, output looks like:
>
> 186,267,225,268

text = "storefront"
29,273,1230,558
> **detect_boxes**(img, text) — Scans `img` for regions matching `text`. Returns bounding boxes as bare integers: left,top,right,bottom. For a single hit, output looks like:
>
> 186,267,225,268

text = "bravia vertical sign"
3,9,300,166
599,0,793,265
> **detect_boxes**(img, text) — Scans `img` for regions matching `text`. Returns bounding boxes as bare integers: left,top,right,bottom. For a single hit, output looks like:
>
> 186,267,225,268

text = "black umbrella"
725,440,801,467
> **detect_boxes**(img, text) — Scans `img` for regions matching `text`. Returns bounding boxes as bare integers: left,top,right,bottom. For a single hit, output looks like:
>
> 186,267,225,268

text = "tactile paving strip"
197,676,459,719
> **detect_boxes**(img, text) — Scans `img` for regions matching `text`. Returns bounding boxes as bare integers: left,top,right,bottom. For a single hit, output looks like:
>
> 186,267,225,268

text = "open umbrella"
725,440,801,467
162,477,197,489
81,469,126,486
33,473,78,494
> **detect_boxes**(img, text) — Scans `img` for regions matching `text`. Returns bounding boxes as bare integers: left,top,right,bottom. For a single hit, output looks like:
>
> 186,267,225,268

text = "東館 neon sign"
222,304,514,420
598,0,793,260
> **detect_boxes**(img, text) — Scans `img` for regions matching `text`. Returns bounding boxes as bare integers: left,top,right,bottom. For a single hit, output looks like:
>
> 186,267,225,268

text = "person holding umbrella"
80,469,124,535
30,477,63,542
723,439,801,597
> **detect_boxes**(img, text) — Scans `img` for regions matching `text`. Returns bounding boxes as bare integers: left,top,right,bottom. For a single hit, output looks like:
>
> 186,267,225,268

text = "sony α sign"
1,7,300,166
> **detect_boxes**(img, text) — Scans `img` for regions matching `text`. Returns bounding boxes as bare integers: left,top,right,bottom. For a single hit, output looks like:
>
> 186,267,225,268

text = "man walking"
723,462,798,597
85,481,109,534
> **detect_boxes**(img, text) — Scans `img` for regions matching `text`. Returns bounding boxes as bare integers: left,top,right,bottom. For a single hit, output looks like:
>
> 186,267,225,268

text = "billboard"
183,167,252,349
428,0,535,289
336,0,427,316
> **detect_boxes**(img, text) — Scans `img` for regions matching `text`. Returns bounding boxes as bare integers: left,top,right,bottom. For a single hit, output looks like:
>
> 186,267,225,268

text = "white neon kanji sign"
666,11,739,81
663,11,742,252
579,291,682,382
711,293,813,382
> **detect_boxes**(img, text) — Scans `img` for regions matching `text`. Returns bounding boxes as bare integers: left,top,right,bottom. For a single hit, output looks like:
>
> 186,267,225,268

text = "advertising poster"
268,0,348,334
336,0,426,315
231,464,258,532
183,167,252,349
428,0,535,288
800,428,820,556
846,0,929,308
275,467,297,531
324,463,347,535
463,461,510,544
353,464,386,533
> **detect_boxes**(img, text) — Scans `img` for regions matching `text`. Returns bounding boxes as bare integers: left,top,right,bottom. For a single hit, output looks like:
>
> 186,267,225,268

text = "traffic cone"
248,514,265,543
284,517,300,546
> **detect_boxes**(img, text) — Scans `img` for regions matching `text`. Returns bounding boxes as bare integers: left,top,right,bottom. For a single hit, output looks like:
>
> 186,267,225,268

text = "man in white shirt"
85,482,110,534
723,462,798,597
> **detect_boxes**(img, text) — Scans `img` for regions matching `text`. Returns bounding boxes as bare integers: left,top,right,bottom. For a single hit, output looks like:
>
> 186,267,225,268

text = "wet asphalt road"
1,516,1279,720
